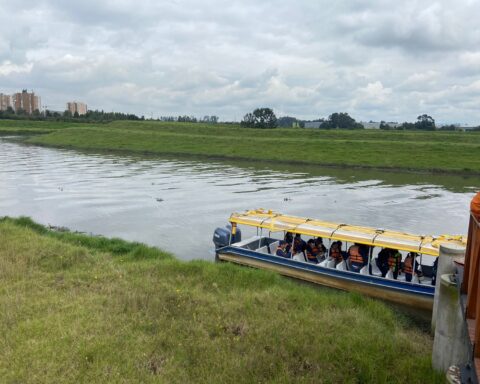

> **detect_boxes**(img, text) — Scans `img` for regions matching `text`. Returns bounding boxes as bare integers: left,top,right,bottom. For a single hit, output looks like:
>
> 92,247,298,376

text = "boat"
213,209,467,311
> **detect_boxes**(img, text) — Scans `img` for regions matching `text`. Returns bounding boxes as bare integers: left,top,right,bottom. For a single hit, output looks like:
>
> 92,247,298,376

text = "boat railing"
461,200,480,378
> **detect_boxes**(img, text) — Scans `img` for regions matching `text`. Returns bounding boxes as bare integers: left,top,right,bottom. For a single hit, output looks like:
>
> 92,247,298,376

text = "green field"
1,119,479,174
0,217,442,383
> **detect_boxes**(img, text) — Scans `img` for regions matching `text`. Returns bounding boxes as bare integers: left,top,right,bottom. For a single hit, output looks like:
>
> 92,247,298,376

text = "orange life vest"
349,245,364,265
403,257,413,274
306,251,317,262
388,253,400,269
330,248,342,261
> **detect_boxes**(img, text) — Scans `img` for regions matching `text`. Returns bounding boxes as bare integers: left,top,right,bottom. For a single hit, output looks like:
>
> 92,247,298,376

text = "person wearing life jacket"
349,244,365,273
292,234,307,257
314,237,327,261
376,248,390,277
402,252,418,282
329,241,344,264
305,239,318,263
388,249,402,279
276,240,289,258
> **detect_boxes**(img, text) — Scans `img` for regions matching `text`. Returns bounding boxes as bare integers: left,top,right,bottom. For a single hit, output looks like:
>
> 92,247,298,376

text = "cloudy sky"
1,0,480,124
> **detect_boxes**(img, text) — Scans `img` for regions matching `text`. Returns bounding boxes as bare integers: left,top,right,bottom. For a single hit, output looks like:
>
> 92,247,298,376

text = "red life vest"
349,245,363,264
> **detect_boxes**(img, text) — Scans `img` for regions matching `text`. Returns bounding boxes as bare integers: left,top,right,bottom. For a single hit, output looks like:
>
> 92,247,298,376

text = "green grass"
0,217,443,383
1,119,480,173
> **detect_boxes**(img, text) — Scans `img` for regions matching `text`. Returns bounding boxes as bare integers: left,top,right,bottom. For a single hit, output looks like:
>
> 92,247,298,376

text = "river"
0,137,478,261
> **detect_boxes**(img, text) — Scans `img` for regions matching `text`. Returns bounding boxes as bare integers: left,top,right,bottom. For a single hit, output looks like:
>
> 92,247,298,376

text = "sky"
1,0,480,124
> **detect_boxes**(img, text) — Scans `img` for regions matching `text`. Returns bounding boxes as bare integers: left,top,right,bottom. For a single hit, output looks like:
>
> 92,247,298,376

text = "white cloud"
0,61,33,76
0,0,479,124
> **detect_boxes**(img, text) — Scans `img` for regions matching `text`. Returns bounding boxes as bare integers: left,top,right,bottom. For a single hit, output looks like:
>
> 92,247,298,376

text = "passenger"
402,252,419,282
314,237,327,261
284,232,293,245
293,234,307,257
388,249,402,279
305,239,318,263
329,241,344,264
376,248,390,277
276,241,290,258
348,244,365,273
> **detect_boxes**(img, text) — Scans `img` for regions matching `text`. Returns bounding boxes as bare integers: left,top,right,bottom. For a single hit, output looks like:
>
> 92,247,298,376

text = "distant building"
12,90,41,114
0,93,11,111
360,121,400,129
67,101,87,116
304,121,323,128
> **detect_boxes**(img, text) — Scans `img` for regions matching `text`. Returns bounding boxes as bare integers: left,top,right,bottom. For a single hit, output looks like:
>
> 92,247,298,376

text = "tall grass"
0,217,443,383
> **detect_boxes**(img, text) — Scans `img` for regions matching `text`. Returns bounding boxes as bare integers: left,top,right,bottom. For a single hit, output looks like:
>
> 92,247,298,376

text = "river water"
1,137,478,261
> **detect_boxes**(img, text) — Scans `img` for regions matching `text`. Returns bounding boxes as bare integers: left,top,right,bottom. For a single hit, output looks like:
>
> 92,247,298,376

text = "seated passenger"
276,241,290,258
305,239,318,263
402,252,419,282
329,241,344,264
388,249,402,279
376,248,390,277
293,234,307,257
348,244,366,273
284,232,293,245
314,237,327,261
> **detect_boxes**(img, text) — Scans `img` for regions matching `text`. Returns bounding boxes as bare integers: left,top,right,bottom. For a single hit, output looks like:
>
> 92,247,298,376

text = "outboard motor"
213,224,241,250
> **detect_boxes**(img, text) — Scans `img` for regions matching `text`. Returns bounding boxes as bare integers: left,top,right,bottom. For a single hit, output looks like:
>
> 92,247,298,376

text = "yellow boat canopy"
229,209,467,257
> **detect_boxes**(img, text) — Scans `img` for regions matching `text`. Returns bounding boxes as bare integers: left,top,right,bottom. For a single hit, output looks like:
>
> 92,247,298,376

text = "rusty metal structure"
462,192,480,380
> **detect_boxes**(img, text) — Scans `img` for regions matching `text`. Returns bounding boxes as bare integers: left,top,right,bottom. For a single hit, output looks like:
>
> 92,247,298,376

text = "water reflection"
0,137,478,261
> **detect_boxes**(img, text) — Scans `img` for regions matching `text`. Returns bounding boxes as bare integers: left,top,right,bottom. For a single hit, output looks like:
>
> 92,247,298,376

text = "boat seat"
326,259,336,268
370,260,382,276
420,278,434,286
359,266,369,275
319,258,330,267
257,246,270,254
268,241,280,254
293,253,307,262
336,261,346,271
385,270,394,280
412,274,420,284
397,273,406,281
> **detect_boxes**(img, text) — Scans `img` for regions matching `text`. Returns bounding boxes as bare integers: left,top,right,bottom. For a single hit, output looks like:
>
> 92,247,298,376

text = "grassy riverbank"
0,217,442,383
1,119,479,174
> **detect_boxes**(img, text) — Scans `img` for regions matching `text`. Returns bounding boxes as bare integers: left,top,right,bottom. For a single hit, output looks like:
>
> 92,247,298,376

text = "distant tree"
241,108,277,128
320,112,363,129
379,121,391,130
277,116,298,128
241,112,256,128
63,110,72,118
415,114,435,130
73,111,79,118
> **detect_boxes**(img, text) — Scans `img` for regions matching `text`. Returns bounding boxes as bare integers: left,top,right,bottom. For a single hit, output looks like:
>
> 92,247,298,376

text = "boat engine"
213,225,241,249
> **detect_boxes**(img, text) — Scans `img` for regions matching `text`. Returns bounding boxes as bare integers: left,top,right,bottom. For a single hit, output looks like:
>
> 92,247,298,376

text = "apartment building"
0,93,11,111
12,90,41,114
67,101,88,116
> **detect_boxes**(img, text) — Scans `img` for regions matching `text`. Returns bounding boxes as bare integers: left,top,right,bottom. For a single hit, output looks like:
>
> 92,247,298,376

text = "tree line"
0,108,219,124
242,109,480,131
